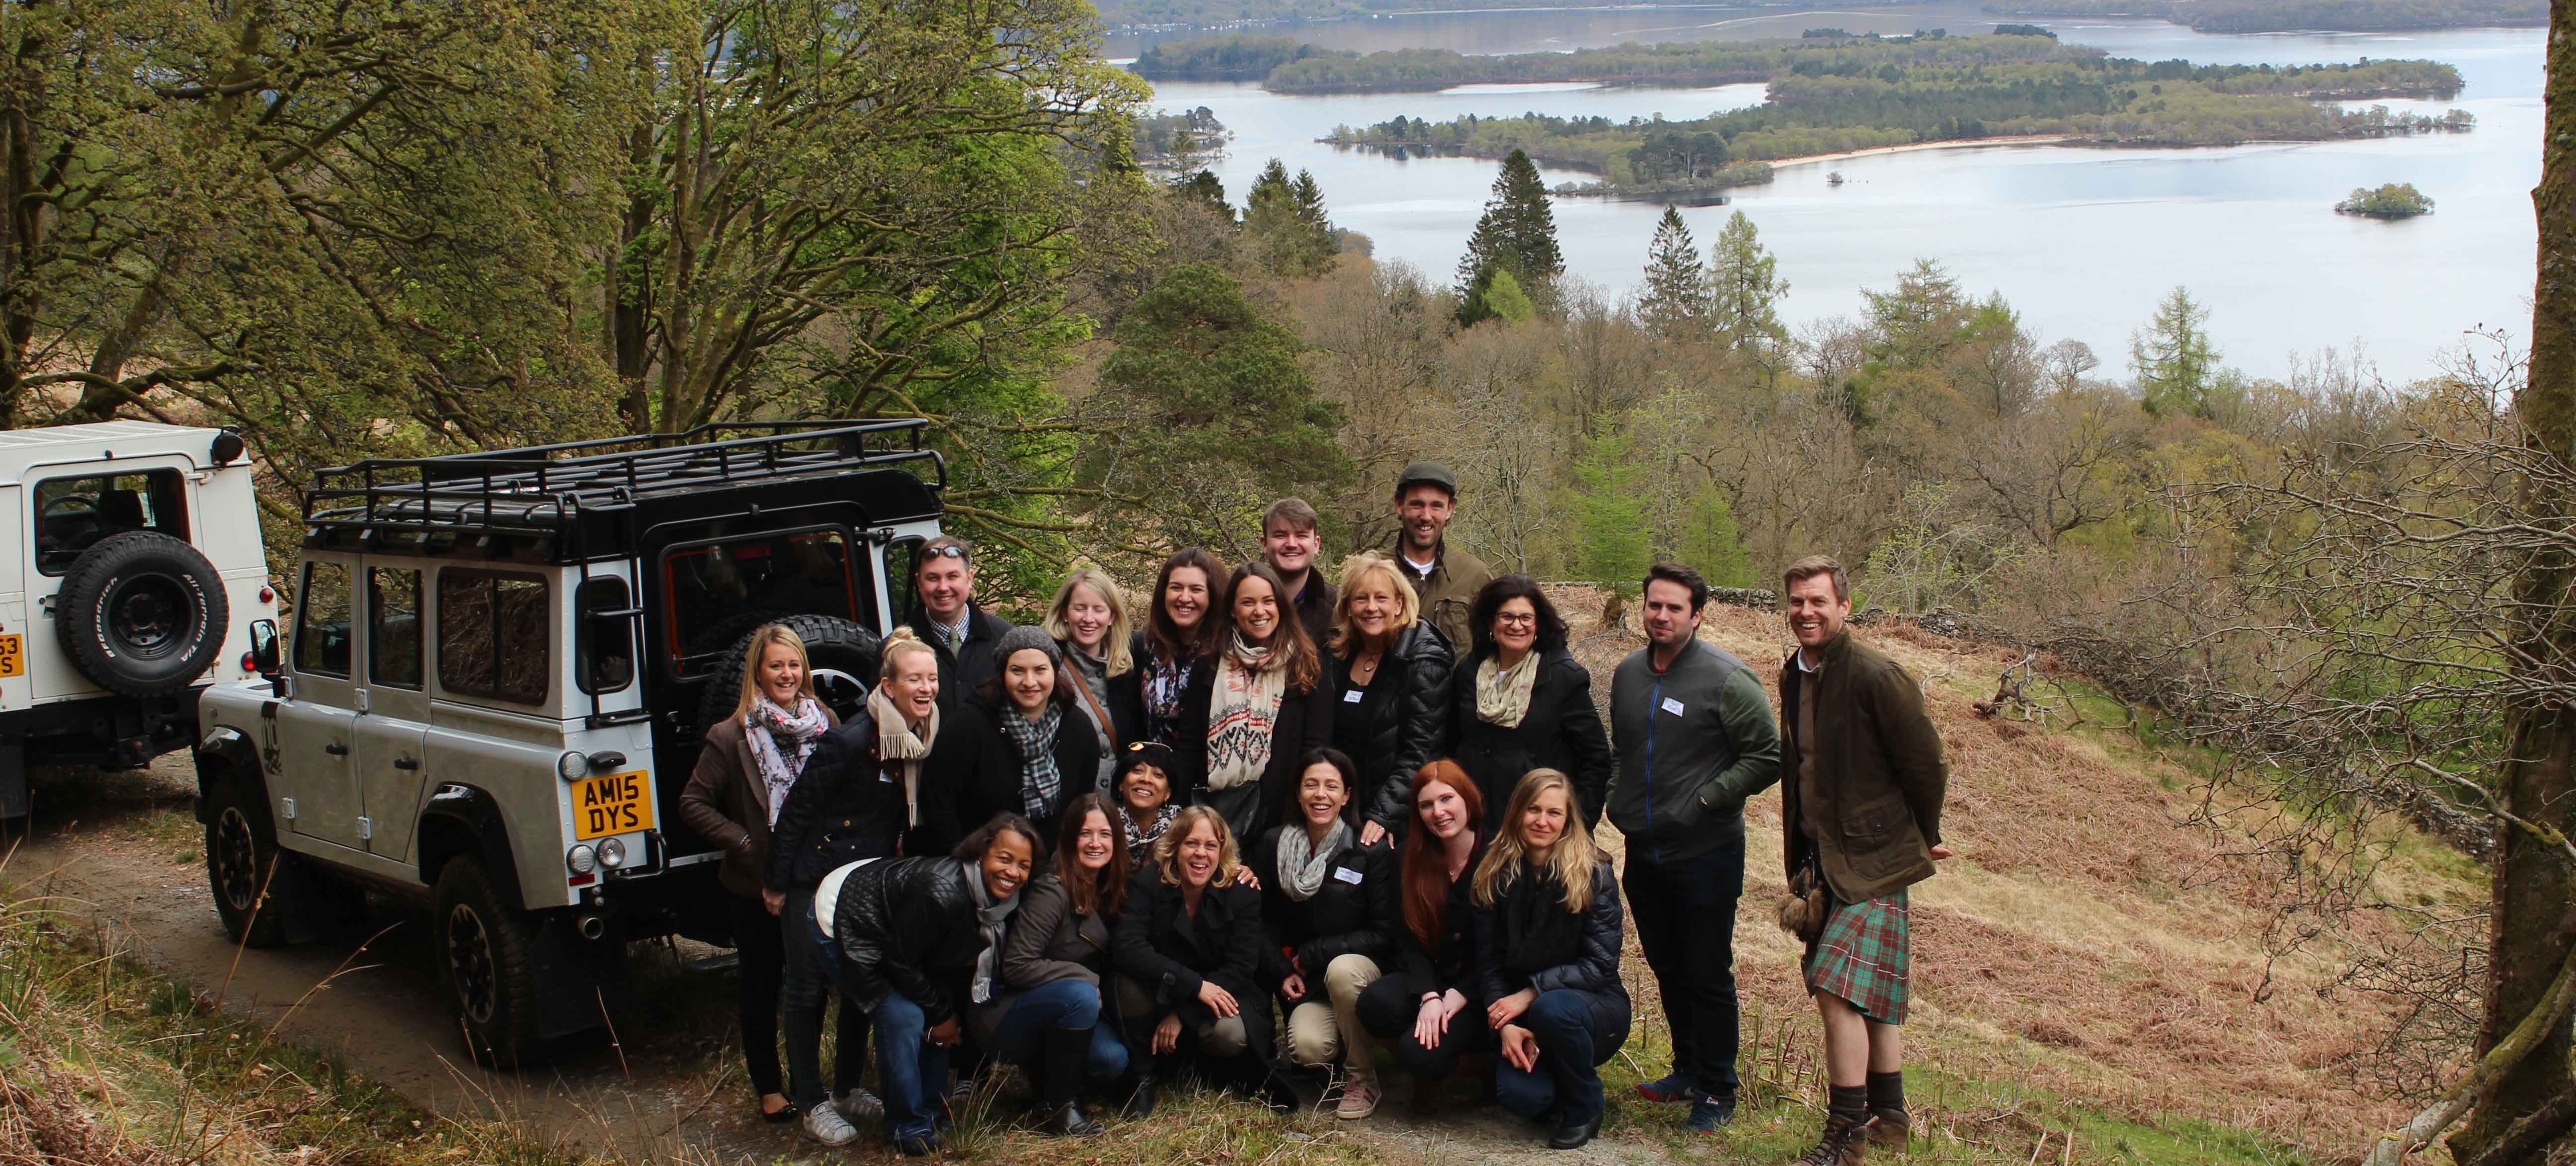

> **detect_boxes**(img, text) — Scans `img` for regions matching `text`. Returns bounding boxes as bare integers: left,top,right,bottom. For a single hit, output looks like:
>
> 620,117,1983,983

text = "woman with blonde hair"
1472,768,1631,1151
1110,805,1296,1117
1043,566,1137,791
678,625,838,1131
1327,553,1456,846
763,628,966,1143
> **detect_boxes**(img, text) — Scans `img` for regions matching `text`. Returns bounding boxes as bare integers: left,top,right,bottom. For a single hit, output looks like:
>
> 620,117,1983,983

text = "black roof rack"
302,419,944,555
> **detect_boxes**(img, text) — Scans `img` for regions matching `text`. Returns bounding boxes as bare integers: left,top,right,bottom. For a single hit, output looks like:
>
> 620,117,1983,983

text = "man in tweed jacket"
1776,555,1951,1166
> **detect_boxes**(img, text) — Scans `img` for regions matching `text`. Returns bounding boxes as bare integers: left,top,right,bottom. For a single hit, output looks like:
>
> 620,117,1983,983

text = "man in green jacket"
1388,461,1491,652
1777,555,1950,1166
1606,562,1780,1133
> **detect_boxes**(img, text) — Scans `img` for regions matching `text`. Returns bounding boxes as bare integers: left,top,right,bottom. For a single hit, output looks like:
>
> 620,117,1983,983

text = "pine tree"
1681,487,1755,588
2131,286,2219,418
1245,159,1337,276
1573,429,1651,594
1637,205,1712,339
1455,148,1563,320
1708,210,1788,354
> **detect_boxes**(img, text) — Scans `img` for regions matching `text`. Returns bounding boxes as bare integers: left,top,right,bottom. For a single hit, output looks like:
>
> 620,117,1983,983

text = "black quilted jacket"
827,856,984,1025
1472,855,1627,1005
1334,622,1457,830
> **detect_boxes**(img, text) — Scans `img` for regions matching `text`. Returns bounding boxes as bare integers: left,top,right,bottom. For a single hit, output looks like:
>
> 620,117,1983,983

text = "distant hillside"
1984,0,2546,32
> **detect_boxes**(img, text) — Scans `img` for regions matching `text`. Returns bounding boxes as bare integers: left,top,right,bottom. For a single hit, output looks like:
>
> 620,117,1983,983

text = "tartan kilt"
1802,888,1911,1025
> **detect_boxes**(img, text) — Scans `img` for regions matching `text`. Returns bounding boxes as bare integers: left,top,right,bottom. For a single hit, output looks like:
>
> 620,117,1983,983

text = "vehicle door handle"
324,742,349,756
394,756,420,770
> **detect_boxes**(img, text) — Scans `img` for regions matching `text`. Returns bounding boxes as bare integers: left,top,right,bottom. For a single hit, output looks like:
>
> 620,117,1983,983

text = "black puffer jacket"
1471,855,1626,1006
1449,647,1614,838
1334,622,1457,830
1246,826,1399,992
828,857,987,1025
766,711,970,889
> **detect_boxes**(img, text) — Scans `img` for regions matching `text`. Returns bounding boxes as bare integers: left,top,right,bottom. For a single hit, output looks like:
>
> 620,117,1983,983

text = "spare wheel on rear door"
54,530,231,696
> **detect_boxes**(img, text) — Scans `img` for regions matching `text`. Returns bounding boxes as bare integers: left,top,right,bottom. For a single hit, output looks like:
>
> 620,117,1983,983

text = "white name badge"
1660,696,1687,716
1333,866,1365,884
1343,689,1365,704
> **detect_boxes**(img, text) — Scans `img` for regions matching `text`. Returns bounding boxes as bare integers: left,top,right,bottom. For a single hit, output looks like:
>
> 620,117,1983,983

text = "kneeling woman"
815,815,1040,1156
1112,806,1297,1116
1250,748,1399,1119
972,794,1133,1137
1473,769,1630,1151
1356,760,1491,1104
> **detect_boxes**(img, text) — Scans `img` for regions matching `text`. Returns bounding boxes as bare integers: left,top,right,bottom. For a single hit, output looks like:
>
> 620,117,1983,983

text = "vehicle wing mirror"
249,619,282,677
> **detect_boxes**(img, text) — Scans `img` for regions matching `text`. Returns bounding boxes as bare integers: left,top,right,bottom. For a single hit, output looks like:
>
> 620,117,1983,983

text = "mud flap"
0,737,24,820
530,911,633,1041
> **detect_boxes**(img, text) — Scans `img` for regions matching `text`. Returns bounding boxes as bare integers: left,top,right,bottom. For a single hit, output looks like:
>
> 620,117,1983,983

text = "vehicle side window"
576,578,635,695
294,561,354,678
32,468,188,575
886,539,923,626
438,569,549,705
369,568,422,689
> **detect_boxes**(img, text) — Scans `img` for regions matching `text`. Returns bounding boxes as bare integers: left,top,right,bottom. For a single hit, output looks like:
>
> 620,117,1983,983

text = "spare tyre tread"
55,530,230,697
695,614,882,732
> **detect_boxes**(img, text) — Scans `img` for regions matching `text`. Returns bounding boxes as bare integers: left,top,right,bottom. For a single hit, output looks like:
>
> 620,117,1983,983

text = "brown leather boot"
1869,1107,1909,1152
1792,1112,1877,1166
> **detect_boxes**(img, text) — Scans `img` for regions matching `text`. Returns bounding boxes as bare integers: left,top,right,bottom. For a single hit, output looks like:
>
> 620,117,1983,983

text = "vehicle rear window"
32,469,187,575
663,528,863,677
438,569,549,705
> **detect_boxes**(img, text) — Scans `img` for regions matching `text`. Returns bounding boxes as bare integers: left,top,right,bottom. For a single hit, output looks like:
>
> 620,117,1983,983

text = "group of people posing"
678,462,1951,1165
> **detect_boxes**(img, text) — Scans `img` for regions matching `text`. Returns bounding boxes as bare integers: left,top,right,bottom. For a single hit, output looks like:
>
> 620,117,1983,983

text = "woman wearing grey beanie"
921,625,1100,854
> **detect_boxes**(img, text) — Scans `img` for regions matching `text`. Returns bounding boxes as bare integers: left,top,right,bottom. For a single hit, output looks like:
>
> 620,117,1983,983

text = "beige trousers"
1286,953,1385,1085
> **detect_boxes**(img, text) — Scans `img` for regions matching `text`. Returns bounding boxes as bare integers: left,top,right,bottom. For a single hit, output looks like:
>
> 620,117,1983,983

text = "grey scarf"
998,703,1066,822
961,858,1021,1005
1276,819,1351,903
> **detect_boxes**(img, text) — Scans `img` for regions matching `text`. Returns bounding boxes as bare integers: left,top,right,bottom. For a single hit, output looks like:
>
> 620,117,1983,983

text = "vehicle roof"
0,421,235,480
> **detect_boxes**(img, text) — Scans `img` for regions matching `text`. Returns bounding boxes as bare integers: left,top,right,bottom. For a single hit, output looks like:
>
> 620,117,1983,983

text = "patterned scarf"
1123,801,1177,854
866,685,939,827
1205,634,1288,793
1475,652,1541,729
1141,653,1198,745
1276,819,1350,902
746,695,829,827
961,858,1022,1005
998,703,1066,821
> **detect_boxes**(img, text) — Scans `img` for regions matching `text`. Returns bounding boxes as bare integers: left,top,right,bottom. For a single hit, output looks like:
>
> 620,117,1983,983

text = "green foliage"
1245,159,1341,276
1682,489,1757,588
1087,263,1352,551
1265,31,2098,92
1461,268,1537,328
1709,211,1790,355
2133,287,2222,418
1455,149,1563,315
1982,0,2544,32
1129,35,1346,80
2336,182,2437,218
1863,259,1975,371
1572,430,1652,590
1636,207,1713,339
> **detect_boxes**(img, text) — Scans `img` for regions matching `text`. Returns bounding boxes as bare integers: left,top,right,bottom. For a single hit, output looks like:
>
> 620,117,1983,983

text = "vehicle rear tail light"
598,838,628,868
259,585,275,604
241,652,257,672
567,844,597,874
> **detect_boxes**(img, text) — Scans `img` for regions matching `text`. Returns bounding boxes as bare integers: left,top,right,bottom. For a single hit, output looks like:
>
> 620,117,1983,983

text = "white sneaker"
803,1103,859,1147
835,1087,885,1122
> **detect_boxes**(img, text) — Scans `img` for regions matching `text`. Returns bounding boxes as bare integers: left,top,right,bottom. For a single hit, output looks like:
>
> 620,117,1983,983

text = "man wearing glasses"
902,535,1015,717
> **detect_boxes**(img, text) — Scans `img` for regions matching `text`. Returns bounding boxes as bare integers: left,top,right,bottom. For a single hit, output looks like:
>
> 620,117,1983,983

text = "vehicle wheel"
697,614,882,729
433,856,544,1068
55,531,230,697
204,778,291,948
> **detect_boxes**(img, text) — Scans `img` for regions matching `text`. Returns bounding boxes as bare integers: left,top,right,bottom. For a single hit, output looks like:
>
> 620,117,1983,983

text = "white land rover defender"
194,420,947,1064
0,421,281,818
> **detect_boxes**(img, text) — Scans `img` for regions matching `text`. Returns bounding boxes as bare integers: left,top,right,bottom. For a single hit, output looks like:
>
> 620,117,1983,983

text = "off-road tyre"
204,775,291,948
434,855,545,1068
696,614,882,730
55,531,229,696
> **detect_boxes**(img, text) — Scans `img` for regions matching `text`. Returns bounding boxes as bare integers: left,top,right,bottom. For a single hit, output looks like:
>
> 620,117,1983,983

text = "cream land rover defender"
194,421,947,1064
0,421,281,819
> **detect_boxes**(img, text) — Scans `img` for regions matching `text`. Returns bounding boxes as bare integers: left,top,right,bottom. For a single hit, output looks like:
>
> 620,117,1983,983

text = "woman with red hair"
1354,760,1492,1104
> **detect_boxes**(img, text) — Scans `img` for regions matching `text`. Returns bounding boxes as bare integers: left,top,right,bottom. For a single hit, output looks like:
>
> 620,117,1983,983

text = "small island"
2336,182,2436,219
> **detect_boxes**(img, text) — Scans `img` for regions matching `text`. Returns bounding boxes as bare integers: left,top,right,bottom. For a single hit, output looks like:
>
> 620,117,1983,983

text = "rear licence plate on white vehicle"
0,635,20,677
572,770,653,840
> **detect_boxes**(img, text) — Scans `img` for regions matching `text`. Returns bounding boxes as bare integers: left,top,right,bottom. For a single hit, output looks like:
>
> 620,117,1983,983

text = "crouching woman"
1472,769,1630,1151
815,815,1040,1157
971,794,1134,1137
1112,805,1298,1117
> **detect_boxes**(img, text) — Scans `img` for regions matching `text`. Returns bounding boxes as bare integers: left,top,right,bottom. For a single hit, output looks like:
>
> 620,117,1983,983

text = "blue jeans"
988,979,1129,1083
1495,989,1630,1126
870,992,951,1143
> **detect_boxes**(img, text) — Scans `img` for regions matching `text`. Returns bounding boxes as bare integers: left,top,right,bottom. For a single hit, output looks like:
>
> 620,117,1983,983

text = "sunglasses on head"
918,545,968,561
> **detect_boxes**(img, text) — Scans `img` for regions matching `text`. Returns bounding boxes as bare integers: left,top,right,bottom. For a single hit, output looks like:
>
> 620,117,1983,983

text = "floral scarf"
1141,653,1199,746
747,695,829,826
1474,652,1541,729
1123,801,1178,854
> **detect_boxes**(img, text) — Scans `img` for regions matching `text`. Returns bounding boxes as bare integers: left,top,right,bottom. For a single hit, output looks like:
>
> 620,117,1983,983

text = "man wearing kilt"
1776,556,1951,1165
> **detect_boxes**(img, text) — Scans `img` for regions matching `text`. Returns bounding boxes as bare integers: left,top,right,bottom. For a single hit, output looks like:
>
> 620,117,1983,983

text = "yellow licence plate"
0,634,20,678
571,770,654,840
